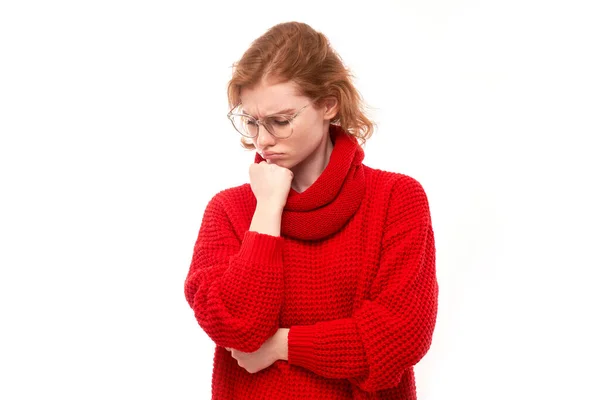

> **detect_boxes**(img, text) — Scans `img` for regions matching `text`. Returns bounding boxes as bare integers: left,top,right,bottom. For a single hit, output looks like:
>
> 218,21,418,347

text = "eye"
269,117,290,126
243,117,258,126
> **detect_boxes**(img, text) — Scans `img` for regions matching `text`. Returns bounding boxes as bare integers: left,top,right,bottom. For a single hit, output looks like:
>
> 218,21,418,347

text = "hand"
226,328,289,374
249,161,294,210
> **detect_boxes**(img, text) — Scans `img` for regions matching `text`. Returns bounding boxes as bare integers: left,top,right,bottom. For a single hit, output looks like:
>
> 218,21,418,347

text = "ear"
321,97,339,120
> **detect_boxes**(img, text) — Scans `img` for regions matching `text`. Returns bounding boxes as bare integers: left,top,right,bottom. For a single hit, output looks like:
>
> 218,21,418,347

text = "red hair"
227,21,375,150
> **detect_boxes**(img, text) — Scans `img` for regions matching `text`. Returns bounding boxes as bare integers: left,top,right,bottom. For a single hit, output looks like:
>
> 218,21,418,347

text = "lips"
261,152,284,159
264,156,284,163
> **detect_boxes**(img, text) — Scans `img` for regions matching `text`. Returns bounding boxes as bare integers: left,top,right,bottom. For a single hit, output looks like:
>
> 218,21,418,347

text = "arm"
286,178,438,392
184,194,285,353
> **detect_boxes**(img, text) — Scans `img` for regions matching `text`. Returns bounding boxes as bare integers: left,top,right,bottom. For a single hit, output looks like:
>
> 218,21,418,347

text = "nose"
254,123,275,150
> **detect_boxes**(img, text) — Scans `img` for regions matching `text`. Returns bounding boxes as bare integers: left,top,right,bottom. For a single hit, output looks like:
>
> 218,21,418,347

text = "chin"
269,156,293,168
277,160,293,169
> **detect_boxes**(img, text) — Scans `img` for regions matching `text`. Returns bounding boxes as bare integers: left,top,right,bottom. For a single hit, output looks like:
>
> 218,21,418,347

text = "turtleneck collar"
254,125,366,241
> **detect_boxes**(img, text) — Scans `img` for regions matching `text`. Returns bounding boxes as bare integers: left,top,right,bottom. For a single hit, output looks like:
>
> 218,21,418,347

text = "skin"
226,79,339,373
242,78,339,193
226,328,290,374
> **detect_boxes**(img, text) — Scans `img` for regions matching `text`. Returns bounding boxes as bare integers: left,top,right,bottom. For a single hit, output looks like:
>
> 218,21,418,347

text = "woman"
184,21,438,399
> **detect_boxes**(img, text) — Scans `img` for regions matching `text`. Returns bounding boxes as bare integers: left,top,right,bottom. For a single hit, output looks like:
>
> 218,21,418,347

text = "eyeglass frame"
226,102,313,139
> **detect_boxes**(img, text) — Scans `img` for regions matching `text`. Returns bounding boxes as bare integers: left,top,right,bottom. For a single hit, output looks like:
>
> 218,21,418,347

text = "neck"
290,130,334,193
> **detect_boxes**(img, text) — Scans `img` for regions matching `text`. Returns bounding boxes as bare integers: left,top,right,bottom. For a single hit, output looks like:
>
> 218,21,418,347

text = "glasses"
227,103,311,139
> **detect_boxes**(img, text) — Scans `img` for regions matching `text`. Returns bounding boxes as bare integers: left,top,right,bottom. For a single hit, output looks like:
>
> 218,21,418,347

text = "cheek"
282,119,322,159
298,124,324,151
286,135,308,157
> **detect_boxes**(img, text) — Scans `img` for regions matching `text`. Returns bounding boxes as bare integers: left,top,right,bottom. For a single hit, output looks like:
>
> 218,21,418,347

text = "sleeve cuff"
236,230,284,265
287,324,318,369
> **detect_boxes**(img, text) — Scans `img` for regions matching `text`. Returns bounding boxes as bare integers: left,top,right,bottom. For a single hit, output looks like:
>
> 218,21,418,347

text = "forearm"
285,302,436,391
186,195,286,352
249,202,283,236
277,328,290,361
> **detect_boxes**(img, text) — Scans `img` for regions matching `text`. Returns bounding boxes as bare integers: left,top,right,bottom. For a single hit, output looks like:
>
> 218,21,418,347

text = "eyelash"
246,117,291,125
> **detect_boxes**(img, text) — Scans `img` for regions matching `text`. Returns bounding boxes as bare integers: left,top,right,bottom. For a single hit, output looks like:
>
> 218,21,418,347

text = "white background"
1,0,599,399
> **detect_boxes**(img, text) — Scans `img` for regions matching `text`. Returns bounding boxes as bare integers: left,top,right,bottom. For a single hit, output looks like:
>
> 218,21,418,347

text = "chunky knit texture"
184,125,438,399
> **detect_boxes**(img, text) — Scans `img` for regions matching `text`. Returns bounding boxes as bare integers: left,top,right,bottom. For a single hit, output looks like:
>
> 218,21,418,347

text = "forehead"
240,80,304,116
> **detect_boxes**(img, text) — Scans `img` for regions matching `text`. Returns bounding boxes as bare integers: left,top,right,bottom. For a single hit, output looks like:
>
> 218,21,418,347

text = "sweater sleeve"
287,178,438,392
184,194,285,353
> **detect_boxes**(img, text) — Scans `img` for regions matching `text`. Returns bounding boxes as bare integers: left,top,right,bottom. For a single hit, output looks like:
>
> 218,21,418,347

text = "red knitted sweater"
184,125,438,399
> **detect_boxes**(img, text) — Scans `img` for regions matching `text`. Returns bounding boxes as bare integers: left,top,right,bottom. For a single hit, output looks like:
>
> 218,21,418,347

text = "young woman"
184,21,438,399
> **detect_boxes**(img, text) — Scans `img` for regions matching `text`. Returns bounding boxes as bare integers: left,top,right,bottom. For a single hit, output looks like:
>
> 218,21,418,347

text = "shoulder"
204,183,254,216
201,183,255,230
365,166,427,192
364,166,432,228
210,183,252,205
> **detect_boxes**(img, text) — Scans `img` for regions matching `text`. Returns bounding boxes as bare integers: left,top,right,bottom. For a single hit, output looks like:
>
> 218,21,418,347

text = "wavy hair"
226,21,375,150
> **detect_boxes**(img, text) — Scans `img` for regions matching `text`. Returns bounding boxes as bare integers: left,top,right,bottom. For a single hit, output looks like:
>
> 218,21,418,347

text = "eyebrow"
241,108,296,117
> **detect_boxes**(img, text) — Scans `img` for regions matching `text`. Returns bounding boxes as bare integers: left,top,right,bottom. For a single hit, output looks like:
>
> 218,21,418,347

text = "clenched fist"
249,161,294,210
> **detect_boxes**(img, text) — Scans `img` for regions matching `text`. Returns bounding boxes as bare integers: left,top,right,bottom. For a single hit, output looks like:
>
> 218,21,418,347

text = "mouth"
261,153,285,160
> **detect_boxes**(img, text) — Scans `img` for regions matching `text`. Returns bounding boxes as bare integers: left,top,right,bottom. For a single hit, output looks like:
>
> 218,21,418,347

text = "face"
239,80,337,171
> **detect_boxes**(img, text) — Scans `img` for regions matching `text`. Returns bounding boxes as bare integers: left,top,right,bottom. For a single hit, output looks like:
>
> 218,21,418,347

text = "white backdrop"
1,1,599,399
